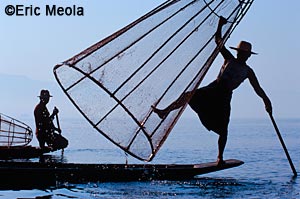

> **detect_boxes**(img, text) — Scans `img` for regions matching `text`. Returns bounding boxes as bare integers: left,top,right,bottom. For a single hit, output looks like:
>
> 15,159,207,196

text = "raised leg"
152,91,193,119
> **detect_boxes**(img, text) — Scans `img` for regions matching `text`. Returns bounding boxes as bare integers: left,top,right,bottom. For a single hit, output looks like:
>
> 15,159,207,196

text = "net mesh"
54,0,253,161
0,113,33,147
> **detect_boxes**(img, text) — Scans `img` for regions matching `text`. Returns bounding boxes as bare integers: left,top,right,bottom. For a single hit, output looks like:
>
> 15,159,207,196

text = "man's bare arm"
248,68,272,113
215,16,234,60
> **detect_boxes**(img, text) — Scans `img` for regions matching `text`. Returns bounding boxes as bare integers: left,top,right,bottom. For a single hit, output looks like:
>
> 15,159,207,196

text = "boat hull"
0,146,51,160
0,159,243,189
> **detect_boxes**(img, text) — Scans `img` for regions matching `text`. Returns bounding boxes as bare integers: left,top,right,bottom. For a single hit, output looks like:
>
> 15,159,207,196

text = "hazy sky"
1,0,299,120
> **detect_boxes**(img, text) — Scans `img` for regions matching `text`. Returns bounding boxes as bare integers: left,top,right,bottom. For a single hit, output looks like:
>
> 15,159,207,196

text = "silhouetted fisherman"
153,16,272,165
34,90,68,150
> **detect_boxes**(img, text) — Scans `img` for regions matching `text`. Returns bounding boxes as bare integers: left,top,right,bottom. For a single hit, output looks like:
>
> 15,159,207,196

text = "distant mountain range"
0,73,79,121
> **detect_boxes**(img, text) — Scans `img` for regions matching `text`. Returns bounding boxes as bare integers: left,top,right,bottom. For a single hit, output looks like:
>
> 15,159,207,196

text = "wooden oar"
55,107,65,155
56,114,61,134
269,112,297,176
55,107,61,135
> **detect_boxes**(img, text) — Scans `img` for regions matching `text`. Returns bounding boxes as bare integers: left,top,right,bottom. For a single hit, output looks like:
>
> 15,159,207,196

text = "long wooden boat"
0,146,52,160
0,159,243,189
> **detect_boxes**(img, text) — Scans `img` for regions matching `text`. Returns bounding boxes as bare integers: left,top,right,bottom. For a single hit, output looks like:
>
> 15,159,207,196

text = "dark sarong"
188,80,232,135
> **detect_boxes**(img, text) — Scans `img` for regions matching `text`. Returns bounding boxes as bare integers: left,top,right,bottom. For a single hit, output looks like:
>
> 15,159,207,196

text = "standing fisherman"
152,16,272,165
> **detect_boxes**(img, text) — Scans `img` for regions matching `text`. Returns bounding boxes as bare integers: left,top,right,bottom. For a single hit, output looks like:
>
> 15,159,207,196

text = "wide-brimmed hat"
38,90,52,98
230,41,258,55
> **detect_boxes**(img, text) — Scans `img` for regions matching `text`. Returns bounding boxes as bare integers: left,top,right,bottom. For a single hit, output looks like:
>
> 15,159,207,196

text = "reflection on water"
38,153,68,164
19,176,296,199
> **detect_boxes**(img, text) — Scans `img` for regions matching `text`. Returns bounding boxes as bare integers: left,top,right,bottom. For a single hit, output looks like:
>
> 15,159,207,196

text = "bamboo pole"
269,112,297,176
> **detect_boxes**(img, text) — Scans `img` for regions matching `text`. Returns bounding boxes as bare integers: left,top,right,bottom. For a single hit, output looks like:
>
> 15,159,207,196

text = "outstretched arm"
215,16,234,60
215,16,227,46
248,69,272,114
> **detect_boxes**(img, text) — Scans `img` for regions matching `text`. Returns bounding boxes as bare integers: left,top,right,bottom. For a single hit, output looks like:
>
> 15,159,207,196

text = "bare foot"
151,105,168,119
216,158,225,166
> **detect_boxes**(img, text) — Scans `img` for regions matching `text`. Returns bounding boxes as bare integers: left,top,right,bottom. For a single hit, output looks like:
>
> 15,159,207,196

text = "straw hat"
230,41,258,55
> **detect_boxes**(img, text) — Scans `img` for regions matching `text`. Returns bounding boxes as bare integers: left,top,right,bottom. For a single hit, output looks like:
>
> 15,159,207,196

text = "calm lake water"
0,117,299,198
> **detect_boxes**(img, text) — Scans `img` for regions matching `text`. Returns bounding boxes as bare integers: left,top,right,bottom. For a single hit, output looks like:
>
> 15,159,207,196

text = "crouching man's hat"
38,90,52,98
